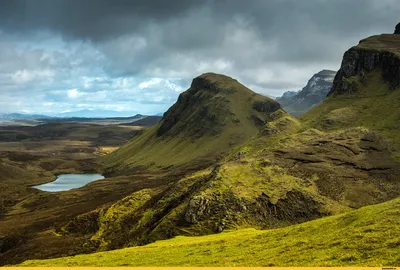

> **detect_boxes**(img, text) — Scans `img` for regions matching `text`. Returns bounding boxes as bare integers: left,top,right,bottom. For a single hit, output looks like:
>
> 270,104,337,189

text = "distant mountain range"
276,70,336,116
0,111,163,127
56,109,141,118
0,113,50,120
0,110,158,120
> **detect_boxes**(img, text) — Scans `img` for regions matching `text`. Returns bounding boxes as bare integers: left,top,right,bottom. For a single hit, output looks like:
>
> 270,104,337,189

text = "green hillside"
301,34,400,158
103,73,282,174
20,196,400,267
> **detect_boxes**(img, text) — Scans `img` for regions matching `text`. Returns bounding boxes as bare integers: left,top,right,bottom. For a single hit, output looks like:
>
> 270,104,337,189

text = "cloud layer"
0,0,398,115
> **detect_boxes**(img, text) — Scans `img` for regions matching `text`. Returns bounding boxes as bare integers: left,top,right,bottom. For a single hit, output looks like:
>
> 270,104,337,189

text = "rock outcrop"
328,34,400,96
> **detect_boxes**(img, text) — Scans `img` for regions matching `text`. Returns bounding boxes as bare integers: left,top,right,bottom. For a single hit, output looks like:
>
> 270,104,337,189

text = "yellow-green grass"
356,34,400,56
20,196,400,266
301,70,400,158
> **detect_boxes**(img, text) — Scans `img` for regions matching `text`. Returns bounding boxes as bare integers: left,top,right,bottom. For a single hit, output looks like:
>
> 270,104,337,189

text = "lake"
33,174,105,192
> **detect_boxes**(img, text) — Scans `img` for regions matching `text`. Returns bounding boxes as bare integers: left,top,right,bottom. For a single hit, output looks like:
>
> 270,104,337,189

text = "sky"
0,0,399,116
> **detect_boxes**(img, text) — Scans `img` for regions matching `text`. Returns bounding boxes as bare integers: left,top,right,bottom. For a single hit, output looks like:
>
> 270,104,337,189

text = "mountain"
103,72,283,174
276,90,298,100
41,114,145,125
58,109,140,118
0,113,50,120
277,70,336,116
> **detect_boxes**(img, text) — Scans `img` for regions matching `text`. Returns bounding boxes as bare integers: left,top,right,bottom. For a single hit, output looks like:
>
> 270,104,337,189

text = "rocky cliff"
328,34,400,96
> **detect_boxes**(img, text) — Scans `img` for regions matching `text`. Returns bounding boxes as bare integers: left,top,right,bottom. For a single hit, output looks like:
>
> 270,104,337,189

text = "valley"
0,121,171,265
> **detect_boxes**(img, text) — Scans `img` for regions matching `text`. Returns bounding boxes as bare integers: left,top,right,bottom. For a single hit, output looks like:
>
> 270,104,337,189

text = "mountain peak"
158,73,280,137
317,69,336,76
190,72,249,95
105,73,283,173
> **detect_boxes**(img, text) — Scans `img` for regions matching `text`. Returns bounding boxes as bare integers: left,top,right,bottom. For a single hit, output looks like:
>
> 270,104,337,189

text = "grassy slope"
301,70,400,158
21,196,400,267
104,73,282,171
357,34,400,56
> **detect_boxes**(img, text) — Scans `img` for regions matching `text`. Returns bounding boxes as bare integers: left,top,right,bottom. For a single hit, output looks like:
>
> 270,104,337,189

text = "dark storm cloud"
0,0,206,41
0,0,398,66
0,0,396,42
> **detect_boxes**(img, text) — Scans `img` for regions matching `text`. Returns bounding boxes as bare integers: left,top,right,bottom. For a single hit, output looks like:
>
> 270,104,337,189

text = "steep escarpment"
277,70,336,116
328,34,400,96
104,73,283,174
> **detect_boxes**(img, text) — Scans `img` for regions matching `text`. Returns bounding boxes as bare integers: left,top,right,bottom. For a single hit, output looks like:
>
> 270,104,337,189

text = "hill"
103,73,283,174
20,196,400,266
277,70,336,116
301,34,400,158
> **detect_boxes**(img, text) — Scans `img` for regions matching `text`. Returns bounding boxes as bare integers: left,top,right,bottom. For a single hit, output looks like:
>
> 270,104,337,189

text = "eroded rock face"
328,48,400,96
256,191,323,222
253,100,281,113
184,196,211,223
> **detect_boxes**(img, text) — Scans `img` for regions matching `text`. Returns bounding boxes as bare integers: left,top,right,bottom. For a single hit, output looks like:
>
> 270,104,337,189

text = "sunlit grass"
20,196,400,267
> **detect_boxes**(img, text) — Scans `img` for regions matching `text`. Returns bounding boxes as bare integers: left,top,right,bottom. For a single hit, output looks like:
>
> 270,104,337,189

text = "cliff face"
328,34,400,96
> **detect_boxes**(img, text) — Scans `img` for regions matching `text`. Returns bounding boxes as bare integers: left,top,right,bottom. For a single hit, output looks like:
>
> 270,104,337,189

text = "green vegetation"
103,73,284,173
20,196,400,266
356,34,400,56
301,70,400,158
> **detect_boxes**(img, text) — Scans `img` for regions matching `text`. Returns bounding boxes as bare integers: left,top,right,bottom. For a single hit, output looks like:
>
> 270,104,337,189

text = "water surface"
33,174,105,192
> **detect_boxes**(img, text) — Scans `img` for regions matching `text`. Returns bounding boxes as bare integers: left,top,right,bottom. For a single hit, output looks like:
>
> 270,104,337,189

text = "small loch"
33,174,105,192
